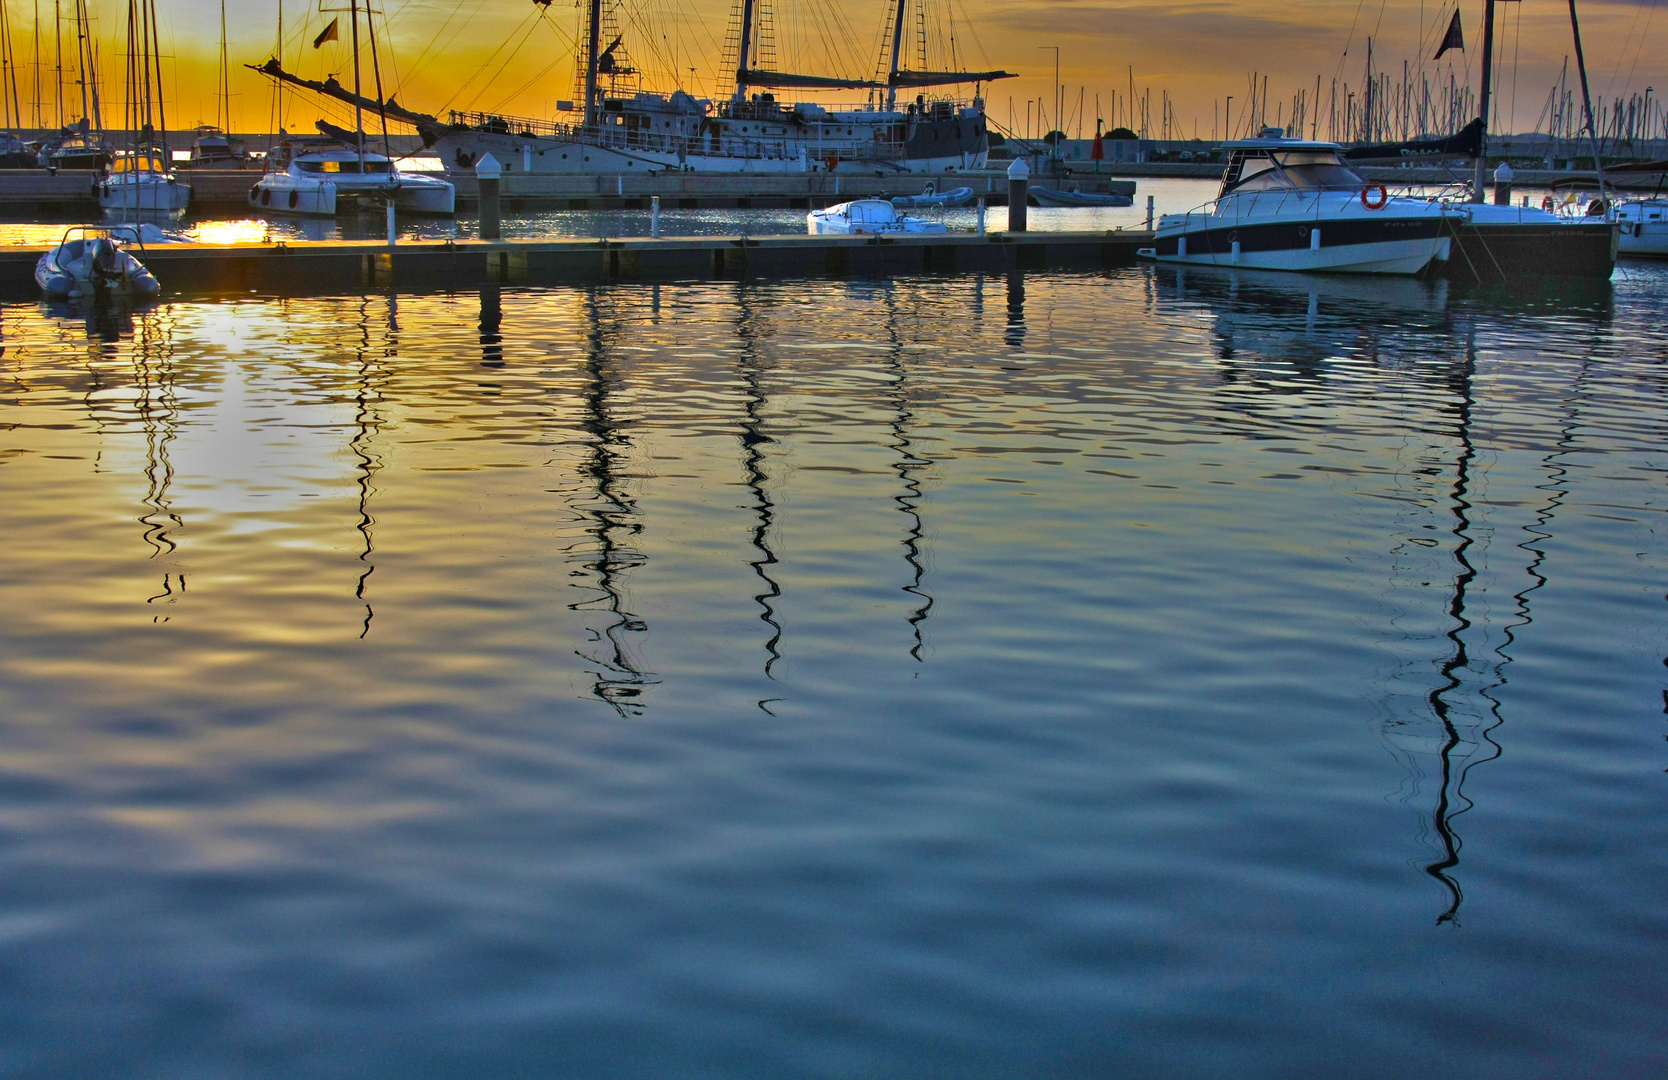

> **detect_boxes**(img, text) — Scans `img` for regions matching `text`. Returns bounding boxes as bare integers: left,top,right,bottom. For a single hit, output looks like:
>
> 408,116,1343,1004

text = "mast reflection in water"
0,266,1664,1078
569,287,657,715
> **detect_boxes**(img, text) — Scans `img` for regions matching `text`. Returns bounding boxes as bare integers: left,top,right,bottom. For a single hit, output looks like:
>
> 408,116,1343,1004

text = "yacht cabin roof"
1218,137,1345,151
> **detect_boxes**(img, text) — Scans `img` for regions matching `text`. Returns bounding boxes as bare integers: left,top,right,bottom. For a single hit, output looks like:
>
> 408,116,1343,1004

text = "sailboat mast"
583,0,601,127
146,0,166,157
1471,0,1496,202
218,0,227,132
73,0,86,123
1566,0,1606,194
31,0,39,129
733,0,753,102
349,0,363,164
885,0,906,109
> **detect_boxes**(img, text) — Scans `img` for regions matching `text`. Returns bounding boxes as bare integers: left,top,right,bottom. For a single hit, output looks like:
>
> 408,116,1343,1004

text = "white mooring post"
1145,195,1155,230
1007,157,1029,232
476,153,503,241
386,199,396,246
976,196,986,236
651,195,660,237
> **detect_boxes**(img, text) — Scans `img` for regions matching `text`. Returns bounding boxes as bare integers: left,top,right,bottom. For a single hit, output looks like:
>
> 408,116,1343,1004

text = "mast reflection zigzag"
732,284,784,710
570,288,658,716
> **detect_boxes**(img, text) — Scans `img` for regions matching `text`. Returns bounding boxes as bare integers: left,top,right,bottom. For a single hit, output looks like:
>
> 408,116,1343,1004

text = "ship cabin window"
301,159,392,174
1224,148,1363,194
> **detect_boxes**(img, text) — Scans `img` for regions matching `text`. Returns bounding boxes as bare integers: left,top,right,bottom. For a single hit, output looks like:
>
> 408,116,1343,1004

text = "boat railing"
445,108,917,164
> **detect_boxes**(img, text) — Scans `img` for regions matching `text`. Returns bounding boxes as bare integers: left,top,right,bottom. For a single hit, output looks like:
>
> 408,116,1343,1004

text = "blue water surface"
0,261,1664,1078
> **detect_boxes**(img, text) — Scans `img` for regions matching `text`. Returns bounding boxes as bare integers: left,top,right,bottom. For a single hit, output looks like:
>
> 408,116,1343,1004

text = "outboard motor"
87,237,125,299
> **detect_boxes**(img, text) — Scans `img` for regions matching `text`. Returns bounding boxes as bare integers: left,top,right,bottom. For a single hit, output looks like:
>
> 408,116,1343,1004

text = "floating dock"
0,219,1616,301
0,230,1153,299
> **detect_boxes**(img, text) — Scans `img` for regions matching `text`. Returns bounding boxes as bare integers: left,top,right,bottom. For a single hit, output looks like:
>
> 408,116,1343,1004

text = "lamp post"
1039,46,1060,162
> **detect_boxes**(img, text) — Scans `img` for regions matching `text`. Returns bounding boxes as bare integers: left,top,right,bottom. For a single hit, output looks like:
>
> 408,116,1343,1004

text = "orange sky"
14,0,1665,139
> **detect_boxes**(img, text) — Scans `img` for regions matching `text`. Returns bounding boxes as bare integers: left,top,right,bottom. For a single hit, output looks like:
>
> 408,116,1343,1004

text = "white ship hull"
431,128,985,177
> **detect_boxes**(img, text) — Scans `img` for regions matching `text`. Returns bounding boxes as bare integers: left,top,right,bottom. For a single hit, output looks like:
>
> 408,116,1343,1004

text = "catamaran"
249,133,455,216
248,0,454,217
253,0,1014,177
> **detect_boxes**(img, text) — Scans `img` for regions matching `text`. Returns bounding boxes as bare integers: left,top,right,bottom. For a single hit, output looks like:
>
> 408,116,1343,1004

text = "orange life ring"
1541,195,1556,212
1360,184,1389,210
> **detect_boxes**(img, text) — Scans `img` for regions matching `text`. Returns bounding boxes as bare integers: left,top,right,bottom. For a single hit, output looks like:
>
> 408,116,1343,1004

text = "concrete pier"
0,229,1154,300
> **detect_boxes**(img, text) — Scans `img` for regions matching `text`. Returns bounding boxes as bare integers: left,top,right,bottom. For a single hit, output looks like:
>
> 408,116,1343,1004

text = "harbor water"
2,262,1665,1076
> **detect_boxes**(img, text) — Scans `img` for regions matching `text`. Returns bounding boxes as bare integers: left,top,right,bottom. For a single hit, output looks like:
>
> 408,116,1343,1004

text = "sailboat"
39,0,111,170
1432,0,1615,281
0,0,35,166
98,0,189,214
188,0,246,166
247,0,453,216
252,0,1014,177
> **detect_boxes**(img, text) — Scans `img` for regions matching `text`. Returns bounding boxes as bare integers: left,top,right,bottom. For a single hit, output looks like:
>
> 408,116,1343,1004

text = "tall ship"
255,0,1013,176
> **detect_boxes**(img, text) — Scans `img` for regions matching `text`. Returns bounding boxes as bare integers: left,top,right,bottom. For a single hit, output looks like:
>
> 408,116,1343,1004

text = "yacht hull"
98,174,191,215
1437,220,1617,281
1616,203,1668,258
1147,216,1449,275
249,176,456,217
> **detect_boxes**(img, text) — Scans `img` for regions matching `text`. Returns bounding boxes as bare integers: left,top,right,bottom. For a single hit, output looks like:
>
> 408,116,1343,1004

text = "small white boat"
891,183,976,208
98,151,192,215
249,136,456,217
1029,186,1134,208
1614,198,1668,257
1143,132,1454,275
35,226,162,300
808,198,949,235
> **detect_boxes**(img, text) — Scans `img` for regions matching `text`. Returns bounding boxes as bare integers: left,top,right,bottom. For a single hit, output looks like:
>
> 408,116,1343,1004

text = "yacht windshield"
1276,160,1365,189
1225,150,1364,194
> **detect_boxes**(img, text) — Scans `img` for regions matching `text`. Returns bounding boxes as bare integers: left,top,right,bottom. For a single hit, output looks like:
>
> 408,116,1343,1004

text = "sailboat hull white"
1616,201,1668,257
249,174,456,217
98,173,191,215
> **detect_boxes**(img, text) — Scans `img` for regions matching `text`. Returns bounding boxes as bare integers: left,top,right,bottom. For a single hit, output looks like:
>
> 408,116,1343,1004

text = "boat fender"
1360,184,1389,211
1542,195,1556,212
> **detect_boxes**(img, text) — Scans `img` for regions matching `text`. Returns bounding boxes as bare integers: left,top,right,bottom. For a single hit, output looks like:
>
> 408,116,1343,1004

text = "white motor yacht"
249,138,455,217
1143,132,1455,275
98,151,192,215
808,198,948,235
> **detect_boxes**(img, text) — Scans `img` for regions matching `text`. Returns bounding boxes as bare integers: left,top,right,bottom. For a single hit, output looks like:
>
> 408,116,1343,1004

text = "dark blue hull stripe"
1154,216,1444,257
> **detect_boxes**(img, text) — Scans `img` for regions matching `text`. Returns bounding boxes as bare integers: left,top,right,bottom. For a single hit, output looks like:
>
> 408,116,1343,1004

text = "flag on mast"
1434,11,1464,59
313,17,339,49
